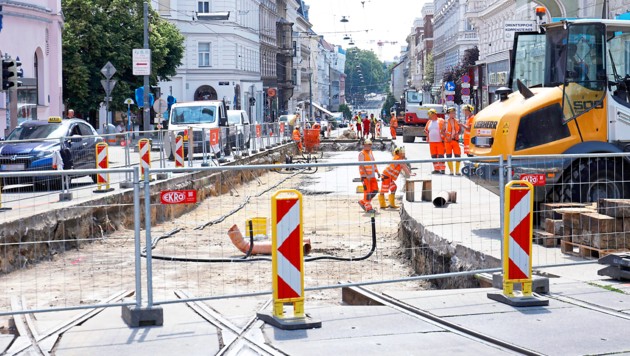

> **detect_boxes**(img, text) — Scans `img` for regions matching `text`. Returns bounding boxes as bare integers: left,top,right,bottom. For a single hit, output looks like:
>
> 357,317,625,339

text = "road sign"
160,190,197,204
462,96,471,104
504,20,536,42
461,88,471,96
520,174,546,186
123,98,134,105
461,82,471,88
101,79,117,95
445,81,456,92
446,95,455,101
153,97,167,113
100,62,116,79
104,96,112,102
461,75,470,83
133,49,151,76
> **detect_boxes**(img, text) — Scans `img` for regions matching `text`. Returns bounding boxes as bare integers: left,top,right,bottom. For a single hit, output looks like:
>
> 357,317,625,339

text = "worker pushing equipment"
389,112,398,140
443,107,462,175
379,147,412,209
424,109,446,174
358,139,380,213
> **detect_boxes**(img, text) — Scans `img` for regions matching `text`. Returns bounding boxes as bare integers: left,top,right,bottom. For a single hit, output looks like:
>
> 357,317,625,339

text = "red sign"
520,174,546,186
160,190,197,204
256,124,262,138
280,123,285,134
461,88,471,95
209,128,219,145
446,95,455,101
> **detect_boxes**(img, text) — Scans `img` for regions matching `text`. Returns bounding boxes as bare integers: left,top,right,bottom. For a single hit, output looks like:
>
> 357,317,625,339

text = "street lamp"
340,16,349,23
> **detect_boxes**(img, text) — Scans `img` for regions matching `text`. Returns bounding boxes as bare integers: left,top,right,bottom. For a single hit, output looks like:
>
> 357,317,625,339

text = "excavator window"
606,26,630,107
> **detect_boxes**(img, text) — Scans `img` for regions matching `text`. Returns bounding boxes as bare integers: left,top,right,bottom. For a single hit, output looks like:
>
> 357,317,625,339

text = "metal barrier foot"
257,311,321,330
59,192,73,201
93,187,115,194
122,305,164,327
119,181,134,189
156,173,169,180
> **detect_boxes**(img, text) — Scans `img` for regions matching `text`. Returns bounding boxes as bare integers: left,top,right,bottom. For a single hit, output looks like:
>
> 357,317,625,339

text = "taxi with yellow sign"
0,116,102,188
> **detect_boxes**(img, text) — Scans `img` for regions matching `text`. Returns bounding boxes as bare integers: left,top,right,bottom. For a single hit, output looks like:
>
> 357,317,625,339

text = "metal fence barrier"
1,149,628,317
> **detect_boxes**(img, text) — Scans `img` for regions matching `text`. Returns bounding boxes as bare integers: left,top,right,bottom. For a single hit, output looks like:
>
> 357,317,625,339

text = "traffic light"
1,57,20,91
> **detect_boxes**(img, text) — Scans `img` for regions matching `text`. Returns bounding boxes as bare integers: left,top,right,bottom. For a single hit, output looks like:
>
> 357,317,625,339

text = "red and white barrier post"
174,135,184,168
94,142,115,193
488,180,548,307
257,189,321,330
138,138,152,181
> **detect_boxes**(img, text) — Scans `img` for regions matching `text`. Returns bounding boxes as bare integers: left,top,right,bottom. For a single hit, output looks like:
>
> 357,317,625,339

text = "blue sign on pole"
445,81,456,92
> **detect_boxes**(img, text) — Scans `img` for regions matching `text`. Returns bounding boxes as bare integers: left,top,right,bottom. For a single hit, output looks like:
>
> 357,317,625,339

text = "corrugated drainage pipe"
228,224,312,255
433,191,457,208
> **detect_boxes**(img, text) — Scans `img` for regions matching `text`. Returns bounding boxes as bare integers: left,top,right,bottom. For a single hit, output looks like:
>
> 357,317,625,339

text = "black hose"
142,213,377,263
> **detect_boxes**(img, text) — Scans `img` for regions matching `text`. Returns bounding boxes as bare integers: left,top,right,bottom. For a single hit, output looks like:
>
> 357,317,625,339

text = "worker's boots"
378,194,388,209
388,194,400,209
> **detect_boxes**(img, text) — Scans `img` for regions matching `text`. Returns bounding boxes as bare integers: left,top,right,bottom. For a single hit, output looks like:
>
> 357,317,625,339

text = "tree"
381,91,396,121
338,103,352,120
62,0,184,116
442,46,479,104
344,48,388,107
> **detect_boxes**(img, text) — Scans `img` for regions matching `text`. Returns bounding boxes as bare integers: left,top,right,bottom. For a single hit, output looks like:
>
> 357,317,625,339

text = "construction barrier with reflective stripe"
174,135,184,168
503,180,533,296
94,142,114,192
138,139,151,179
271,189,305,318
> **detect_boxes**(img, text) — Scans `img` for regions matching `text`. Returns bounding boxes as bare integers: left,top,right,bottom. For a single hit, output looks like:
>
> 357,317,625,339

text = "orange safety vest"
383,154,404,180
443,118,460,142
358,149,379,178
390,117,398,129
463,115,475,140
313,123,321,131
293,129,301,142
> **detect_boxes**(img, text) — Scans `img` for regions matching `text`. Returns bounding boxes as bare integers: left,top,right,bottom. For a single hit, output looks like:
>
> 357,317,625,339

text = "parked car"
227,109,251,149
0,117,102,187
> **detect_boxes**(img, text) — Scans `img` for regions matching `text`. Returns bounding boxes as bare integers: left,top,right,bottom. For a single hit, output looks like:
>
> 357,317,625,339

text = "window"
198,1,210,13
158,0,171,15
198,42,211,67
515,104,570,151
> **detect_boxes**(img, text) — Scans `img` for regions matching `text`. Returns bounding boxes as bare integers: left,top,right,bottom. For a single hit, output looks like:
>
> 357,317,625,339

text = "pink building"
0,0,63,137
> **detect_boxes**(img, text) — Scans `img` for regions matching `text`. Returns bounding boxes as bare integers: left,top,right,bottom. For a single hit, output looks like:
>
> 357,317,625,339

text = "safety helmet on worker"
393,146,405,155
446,107,457,113
364,139,373,145
463,104,474,113
427,109,437,116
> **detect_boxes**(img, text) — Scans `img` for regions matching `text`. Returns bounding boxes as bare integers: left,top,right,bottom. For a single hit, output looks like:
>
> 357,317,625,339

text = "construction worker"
362,114,371,139
293,126,302,152
389,112,398,140
358,139,380,213
356,114,362,138
443,107,462,175
424,109,446,174
379,147,412,209
370,113,377,140
461,104,475,157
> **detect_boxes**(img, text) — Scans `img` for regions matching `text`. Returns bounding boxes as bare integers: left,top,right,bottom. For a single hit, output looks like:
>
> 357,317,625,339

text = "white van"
227,110,251,149
163,101,230,160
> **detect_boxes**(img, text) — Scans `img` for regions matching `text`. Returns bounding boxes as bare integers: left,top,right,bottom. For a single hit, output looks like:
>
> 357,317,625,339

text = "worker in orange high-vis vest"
443,107,462,175
389,112,398,140
293,126,302,152
358,139,380,213
424,109,446,174
461,104,475,157
379,146,412,209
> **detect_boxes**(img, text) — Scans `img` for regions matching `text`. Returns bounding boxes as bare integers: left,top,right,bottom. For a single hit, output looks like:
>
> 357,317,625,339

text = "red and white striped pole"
94,142,114,193
138,138,151,180
488,180,548,307
257,189,321,329
174,135,184,168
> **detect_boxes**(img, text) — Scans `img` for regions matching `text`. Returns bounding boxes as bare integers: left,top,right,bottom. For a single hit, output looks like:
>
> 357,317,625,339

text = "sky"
307,0,428,62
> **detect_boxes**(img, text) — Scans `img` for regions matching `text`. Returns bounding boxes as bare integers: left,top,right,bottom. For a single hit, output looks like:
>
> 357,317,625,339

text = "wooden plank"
545,218,564,236
560,240,628,259
559,208,593,230
542,203,587,220
534,229,559,248
597,199,630,218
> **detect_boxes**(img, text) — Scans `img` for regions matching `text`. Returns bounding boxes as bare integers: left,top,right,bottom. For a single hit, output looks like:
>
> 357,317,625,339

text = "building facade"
155,0,264,122
0,0,64,137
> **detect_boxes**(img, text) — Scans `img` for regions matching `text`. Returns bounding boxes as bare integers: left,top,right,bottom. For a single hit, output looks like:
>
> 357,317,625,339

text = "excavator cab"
467,19,630,202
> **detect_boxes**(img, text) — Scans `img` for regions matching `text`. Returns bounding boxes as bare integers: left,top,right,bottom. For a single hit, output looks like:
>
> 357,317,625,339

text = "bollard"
257,189,321,330
487,180,548,307
138,138,153,181
250,124,258,154
187,126,194,167
280,123,286,144
201,128,210,167
94,142,114,193
174,135,185,168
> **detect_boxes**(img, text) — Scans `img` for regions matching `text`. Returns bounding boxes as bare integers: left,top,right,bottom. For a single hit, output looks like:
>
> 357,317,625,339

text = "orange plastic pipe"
227,224,311,255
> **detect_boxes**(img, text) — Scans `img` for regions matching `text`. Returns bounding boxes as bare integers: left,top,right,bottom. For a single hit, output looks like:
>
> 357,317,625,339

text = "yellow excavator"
464,15,630,203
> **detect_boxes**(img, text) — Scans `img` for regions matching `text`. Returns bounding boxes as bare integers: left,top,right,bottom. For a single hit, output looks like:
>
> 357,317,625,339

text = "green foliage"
338,103,352,119
344,48,388,106
442,46,479,104
62,0,184,115
381,92,396,119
